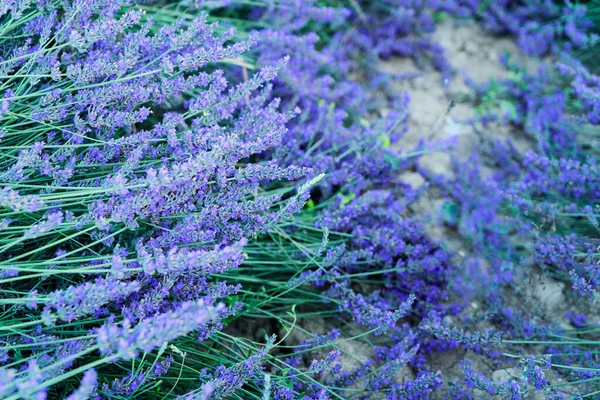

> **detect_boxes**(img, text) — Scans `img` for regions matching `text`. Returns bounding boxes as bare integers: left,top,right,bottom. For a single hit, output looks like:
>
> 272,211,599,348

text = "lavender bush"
0,1,320,397
418,15,600,399
1,0,600,399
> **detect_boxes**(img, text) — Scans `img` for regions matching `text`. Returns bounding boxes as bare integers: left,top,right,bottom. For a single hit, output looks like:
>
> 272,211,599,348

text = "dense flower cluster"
470,0,597,56
1,0,600,398
0,0,319,397
415,8,600,395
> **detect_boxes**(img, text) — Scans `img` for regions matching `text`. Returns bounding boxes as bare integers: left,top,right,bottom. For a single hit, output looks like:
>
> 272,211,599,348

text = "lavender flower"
137,239,247,276
65,369,97,400
182,336,275,400
97,300,223,359
0,187,43,212
23,212,64,239
43,278,141,323
326,281,416,335
520,355,550,390
307,350,340,374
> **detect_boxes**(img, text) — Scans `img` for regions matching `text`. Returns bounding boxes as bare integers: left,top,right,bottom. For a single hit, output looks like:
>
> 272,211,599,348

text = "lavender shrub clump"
416,7,600,397
0,0,319,397
1,0,600,399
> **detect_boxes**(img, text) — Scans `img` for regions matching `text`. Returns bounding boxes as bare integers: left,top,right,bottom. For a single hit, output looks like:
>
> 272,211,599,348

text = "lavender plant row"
1,0,599,399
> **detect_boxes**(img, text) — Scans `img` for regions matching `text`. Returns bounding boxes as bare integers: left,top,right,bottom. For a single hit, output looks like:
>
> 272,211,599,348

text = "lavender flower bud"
66,369,97,400
97,300,224,359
